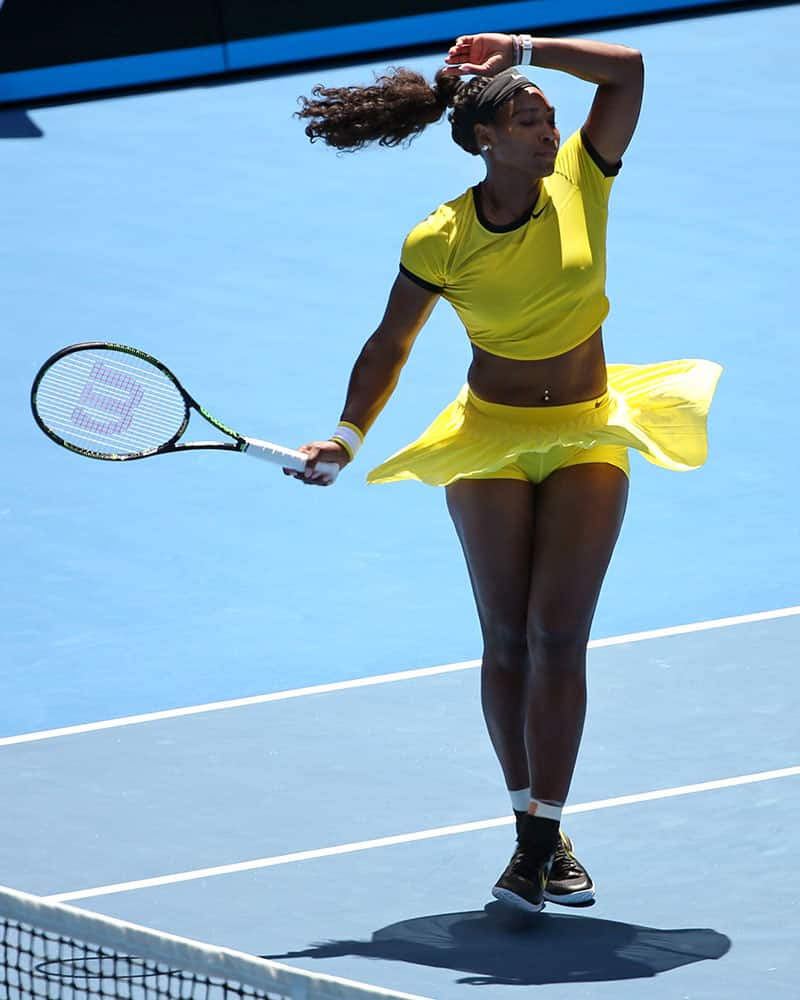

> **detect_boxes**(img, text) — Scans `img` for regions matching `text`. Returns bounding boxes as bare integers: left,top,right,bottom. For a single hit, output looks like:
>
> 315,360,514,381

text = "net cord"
0,886,431,1000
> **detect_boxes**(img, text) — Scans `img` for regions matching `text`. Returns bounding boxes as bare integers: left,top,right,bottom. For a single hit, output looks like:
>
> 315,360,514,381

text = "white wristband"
330,422,364,461
518,34,534,66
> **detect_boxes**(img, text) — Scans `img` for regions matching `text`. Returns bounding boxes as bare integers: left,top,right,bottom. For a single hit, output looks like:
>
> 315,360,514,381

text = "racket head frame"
30,341,247,461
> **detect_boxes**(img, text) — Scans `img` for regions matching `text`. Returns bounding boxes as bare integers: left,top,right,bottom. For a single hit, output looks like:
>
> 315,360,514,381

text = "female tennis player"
290,32,721,912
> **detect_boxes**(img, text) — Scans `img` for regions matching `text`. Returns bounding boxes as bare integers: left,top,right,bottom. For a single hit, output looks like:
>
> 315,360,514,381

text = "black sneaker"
544,830,596,906
492,844,554,913
492,814,559,913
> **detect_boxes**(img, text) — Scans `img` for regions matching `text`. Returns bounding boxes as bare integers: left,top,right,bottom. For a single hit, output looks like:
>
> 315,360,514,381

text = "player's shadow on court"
264,905,730,986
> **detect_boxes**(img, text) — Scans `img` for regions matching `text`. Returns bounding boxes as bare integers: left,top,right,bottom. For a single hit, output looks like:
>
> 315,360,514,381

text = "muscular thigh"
528,463,629,642
445,478,535,656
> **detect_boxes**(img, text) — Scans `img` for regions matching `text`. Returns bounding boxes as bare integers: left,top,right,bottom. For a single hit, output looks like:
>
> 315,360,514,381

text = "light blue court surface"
2,3,799,999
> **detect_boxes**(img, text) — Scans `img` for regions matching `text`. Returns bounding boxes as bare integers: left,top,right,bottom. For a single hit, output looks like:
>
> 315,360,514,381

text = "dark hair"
295,68,497,155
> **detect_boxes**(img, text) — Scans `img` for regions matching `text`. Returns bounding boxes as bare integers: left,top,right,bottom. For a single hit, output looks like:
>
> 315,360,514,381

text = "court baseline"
45,765,799,903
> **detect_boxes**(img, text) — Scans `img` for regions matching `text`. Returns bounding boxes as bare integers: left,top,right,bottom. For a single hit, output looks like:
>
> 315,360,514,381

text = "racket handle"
242,438,306,471
241,437,340,482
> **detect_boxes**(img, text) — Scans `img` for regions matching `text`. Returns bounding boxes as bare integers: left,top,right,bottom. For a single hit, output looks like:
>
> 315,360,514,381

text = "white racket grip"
241,437,340,482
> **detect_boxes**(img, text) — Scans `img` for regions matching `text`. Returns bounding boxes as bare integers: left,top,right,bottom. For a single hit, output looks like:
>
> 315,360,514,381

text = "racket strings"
34,350,187,456
34,396,181,452
37,375,181,421
36,373,182,427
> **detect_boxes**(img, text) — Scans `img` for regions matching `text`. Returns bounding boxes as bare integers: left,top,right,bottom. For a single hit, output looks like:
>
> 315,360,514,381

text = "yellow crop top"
399,129,620,361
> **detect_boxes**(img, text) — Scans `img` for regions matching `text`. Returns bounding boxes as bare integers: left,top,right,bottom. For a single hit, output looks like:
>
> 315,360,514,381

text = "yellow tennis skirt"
367,359,723,487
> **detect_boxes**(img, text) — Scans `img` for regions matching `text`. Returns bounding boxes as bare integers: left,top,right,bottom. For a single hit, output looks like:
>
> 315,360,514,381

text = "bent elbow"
628,49,644,78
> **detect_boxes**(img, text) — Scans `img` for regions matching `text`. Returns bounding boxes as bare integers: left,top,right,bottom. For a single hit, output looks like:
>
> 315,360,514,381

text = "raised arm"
292,273,438,485
443,33,644,165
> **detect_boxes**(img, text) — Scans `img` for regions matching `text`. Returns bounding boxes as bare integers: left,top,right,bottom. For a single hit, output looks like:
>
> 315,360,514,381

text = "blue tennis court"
2,3,798,998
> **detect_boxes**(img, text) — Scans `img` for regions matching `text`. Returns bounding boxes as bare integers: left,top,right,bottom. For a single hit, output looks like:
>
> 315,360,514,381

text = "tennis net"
0,885,431,1000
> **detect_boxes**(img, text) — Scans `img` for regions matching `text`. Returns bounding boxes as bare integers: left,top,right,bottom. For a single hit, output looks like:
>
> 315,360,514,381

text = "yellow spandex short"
463,391,629,484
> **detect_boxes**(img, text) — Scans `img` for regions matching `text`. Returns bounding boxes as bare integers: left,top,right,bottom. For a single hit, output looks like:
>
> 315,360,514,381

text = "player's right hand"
284,440,350,486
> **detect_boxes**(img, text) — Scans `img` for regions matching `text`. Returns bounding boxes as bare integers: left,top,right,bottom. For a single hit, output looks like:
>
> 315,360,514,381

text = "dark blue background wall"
0,1,752,104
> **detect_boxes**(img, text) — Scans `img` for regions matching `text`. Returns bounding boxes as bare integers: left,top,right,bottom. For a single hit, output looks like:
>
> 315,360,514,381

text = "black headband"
473,69,538,115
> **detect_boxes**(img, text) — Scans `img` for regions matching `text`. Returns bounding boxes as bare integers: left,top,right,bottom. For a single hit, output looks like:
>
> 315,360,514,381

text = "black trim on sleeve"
398,264,443,293
580,128,622,178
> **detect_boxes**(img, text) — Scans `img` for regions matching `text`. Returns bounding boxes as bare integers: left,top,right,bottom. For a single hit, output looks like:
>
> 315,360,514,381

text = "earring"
480,144,491,152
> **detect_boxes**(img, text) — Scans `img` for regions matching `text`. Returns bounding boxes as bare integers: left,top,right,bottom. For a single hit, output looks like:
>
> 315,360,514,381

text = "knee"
482,624,529,673
527,614,590,667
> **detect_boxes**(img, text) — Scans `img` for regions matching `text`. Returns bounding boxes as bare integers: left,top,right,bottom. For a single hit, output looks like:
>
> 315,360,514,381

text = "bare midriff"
466,328,608,406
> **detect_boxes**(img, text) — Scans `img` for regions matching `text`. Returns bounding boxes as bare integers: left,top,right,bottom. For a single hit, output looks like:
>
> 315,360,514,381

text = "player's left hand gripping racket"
31,342,339,480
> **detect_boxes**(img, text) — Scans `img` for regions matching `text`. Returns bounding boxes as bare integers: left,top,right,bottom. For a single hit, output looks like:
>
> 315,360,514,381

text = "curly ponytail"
296,68,499,155
295,68,456,150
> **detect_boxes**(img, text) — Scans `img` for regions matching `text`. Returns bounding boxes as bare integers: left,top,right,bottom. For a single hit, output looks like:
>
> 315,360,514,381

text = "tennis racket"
30,342,339,479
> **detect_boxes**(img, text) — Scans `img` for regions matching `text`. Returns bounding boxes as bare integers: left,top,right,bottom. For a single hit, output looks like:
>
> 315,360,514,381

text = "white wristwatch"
517,34,534,66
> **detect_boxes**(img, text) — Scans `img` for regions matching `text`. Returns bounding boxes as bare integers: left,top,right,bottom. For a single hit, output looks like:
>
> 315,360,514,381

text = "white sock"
528,797,563,822
508,787,530,812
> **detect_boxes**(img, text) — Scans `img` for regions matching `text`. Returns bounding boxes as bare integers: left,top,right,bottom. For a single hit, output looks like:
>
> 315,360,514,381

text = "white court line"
45,765,800,903
3,604,799,748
